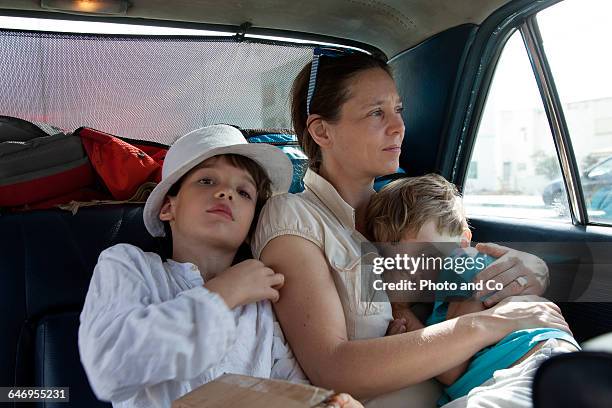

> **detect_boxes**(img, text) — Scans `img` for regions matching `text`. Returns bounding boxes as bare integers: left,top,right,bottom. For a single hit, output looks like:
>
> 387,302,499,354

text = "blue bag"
245,130,308,193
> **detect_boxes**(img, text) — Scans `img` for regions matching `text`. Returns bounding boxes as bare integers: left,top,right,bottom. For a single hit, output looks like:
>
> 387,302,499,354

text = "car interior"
0,0,611,407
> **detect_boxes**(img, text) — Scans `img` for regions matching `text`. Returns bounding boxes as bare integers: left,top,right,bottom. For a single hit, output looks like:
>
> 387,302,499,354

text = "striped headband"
306,47,354,116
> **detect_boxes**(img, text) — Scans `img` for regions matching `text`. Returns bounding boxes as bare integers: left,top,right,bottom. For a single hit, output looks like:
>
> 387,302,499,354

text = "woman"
251,51,568,405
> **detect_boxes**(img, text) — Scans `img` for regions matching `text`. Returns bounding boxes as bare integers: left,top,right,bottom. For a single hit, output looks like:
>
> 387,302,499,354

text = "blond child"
367,174,578,408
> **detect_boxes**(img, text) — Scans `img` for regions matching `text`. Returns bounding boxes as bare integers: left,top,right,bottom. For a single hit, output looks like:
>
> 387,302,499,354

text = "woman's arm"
260,235,568,399
386,301,481,386
435,300,487,385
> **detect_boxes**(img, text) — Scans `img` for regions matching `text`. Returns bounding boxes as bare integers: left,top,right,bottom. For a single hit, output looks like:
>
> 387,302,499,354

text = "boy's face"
159,155,258,251
380,220,472,302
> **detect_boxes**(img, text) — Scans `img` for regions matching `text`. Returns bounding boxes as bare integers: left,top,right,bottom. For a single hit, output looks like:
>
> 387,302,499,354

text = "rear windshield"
0,25,313,144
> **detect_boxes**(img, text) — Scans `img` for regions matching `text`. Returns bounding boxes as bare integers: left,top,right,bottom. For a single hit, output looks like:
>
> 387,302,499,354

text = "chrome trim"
520,17,587,225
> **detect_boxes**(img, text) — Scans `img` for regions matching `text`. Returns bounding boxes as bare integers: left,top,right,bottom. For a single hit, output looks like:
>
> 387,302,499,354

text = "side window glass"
463,31,570,222
538,0,612,225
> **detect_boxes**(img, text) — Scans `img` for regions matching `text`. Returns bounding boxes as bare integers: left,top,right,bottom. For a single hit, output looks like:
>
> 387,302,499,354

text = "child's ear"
159,196,175,222
460,228,472,248
306,115,332,148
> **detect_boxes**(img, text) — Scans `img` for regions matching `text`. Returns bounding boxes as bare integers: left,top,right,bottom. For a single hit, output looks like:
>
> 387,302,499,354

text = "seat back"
0,205,156,407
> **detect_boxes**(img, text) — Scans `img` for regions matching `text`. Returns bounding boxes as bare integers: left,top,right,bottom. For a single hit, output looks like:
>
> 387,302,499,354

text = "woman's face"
323,67,405,178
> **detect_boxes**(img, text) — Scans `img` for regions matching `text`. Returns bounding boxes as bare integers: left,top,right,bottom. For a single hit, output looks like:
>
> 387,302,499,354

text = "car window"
537,0,612,225
463,30,570,222
0,17,313,144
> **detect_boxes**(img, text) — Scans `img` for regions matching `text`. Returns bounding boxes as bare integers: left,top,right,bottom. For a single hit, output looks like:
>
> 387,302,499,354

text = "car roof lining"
0,0,513,58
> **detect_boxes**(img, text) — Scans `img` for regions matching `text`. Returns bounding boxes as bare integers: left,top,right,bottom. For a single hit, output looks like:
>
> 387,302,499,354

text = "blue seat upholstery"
373,167,407,192
0,205,156,408
246,132,308,193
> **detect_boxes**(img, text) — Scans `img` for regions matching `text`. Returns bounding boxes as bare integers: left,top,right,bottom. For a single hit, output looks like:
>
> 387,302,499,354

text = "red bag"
77,128,165,200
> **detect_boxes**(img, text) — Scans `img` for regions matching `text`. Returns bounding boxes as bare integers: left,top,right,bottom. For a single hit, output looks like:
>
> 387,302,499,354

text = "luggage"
0,116,167,210
1,118,303,210
244,128,308,193
0,116,96,207
76,127,164,200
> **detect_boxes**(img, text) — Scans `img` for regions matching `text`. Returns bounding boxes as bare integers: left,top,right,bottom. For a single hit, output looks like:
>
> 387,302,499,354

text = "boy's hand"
386,318,407,336
387,305,424,335
391,304,425,331
204,259,284,309
324,393,364,408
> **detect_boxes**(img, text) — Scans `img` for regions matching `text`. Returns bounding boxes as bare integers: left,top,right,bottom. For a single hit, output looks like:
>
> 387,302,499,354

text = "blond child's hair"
366,173,469,242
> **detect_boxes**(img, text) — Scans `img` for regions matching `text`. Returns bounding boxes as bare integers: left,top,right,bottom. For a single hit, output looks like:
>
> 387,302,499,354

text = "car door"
445,0,612,342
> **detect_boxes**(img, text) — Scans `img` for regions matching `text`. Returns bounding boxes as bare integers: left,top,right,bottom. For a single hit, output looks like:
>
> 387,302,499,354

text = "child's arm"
79,246,236,402
435,300,486,385
79,245,282,403
385,300,485,386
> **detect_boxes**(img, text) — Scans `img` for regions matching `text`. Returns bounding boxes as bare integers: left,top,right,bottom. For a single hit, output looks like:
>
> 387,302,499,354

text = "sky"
491,0,612,110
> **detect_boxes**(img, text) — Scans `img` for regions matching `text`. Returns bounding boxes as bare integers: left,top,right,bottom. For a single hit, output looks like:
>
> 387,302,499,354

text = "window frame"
519,16,587,225
0,8,384,58
446,0,607,227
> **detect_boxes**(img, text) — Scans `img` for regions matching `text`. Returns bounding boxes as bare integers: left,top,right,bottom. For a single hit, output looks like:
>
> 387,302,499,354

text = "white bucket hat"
143,124,293,237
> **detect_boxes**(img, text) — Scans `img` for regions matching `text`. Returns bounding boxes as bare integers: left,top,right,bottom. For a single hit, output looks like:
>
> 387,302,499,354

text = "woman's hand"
474,243,549,307
481,295,572,336
324,393,364,408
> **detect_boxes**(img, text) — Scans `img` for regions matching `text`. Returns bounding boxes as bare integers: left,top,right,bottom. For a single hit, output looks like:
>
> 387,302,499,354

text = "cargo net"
0,29,313,144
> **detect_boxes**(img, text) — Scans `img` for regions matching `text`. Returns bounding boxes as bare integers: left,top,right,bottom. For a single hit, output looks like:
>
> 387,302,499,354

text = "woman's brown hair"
291,53,391,169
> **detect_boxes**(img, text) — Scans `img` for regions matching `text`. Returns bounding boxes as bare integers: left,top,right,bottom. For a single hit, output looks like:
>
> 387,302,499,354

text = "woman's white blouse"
252,168,393,340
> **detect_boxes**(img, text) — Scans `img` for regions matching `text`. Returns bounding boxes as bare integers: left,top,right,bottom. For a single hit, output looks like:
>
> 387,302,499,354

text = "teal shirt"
426,249,579,406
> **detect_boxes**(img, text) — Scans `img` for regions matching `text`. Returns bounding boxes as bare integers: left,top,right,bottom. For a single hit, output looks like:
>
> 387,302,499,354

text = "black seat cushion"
533,351,612,408
35,313,110,408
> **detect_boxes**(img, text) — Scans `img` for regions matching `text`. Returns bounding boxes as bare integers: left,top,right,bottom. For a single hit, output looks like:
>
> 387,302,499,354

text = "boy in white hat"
78,125,362,408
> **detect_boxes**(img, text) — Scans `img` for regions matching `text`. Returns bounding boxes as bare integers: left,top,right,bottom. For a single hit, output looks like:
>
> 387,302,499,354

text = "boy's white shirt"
78,243,306,408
